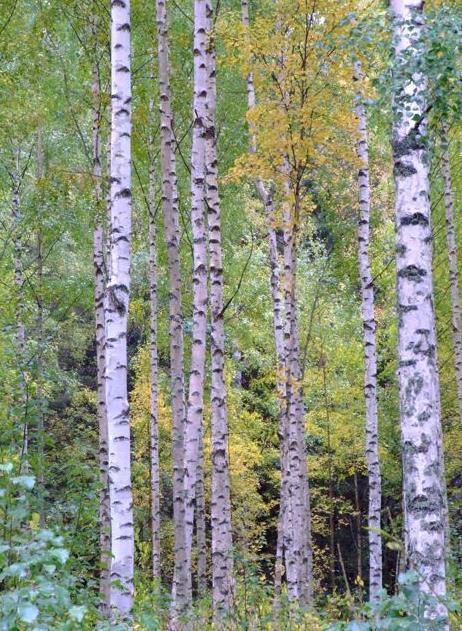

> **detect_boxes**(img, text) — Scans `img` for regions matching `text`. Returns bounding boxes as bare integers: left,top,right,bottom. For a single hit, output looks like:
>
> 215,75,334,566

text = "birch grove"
3,0,462,627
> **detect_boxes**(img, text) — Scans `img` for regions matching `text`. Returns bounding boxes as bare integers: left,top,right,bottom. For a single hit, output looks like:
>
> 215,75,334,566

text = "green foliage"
0,464,93,630
327,571,460,631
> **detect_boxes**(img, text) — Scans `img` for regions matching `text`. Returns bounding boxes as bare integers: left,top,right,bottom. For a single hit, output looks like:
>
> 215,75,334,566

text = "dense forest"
1,0,462,628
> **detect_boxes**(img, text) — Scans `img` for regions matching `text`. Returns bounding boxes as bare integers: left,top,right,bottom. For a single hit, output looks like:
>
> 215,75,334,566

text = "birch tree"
205,2,234,616
155,0,187,617
105,0,134,618
148,91,161,582
91,14,111,608
353,61,382,602
183,0,209,607
391,0,447,621
10,147,28,473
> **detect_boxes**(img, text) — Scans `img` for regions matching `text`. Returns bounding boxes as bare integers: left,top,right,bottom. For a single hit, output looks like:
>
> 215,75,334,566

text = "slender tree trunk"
321,353,336,591
281,171,313,606
183,0,209,608
195,427,207,596
35,135,45,528
353,471,362,582
11,148,28,473
105,0,134,618
91,17,111,609
391,0,447,622
205,4,234,617
155,0,187,619
353,60,382,602
240,0,289,600
441,121,462,425
148,99,161,581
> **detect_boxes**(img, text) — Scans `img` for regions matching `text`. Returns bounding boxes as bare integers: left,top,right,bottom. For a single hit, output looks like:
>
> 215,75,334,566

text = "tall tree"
91,12,111,610
105,0,134,618
205,1,234,617
148,89,161,582
391,0,447,622
440,122,462,427
183,0,209,608
239,0,288,603
281,168,312,606
10,146,28,473
353,61,382,602
155,0,187,617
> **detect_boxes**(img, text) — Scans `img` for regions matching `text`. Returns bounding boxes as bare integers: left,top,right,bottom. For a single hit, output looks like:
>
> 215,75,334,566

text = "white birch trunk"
11,149,28,473
391,0,447,622
353,61,383,602
148,115,161,581
35,135,45,528
240,0,290,599
441,122,462,426
281,169,313,606
205,3,234,617
91,25,111,608
195,427,207,595
182,0,209,607
105,0,134,618
155,0,187,618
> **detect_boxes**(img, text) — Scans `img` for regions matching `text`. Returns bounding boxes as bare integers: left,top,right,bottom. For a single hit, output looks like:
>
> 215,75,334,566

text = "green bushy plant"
327,570,460,631
0,463,93,630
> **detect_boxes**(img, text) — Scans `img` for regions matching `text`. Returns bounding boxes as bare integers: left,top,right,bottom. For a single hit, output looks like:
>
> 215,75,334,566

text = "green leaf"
18,603,39,623
51,548,69,564
11,475,35,490
68,606,86,622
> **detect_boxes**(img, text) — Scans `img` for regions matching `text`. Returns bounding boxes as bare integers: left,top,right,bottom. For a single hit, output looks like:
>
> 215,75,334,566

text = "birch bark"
11,149,28,473
441,122,462,426
155,0,187,617
91,20,111,608
183,0,209,606
105,0,134,618
353,61,383,602
281,180,312,605
240,0,289,600
148,97,161,580
391,0,447,621
205,3,234,617
195,428,207,595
